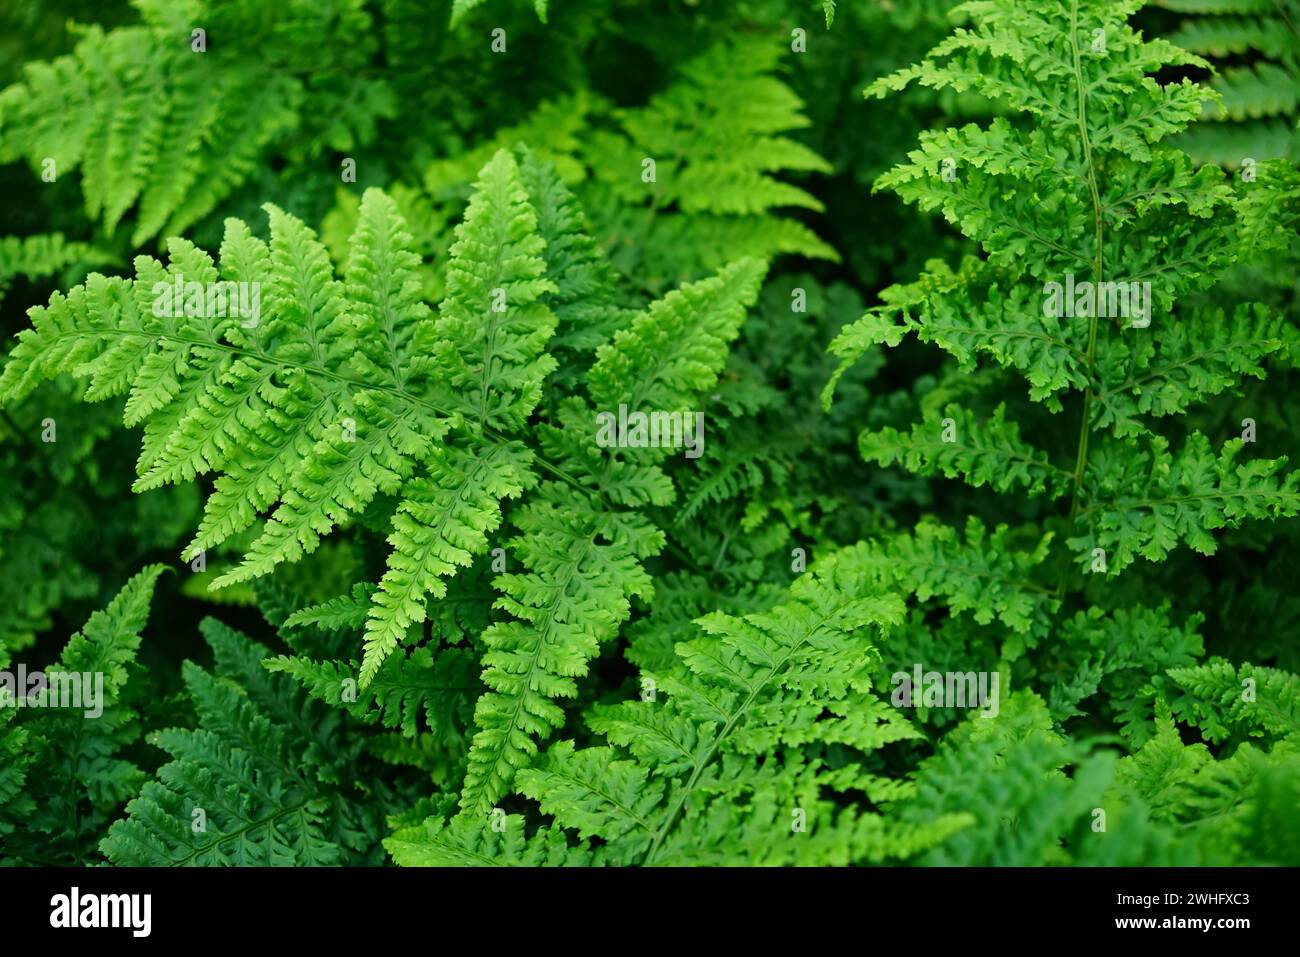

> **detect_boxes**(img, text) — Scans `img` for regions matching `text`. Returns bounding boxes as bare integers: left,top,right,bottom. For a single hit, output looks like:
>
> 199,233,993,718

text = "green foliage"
421,35,838,288
0,0,393,246
100,614,414,865
1158,0,1300,165
1,566,166,864
1,0,1297,871
393,555,967,866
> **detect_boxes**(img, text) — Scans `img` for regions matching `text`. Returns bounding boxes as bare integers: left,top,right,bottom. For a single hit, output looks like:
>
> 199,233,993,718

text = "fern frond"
101,618,391,865
265,645,480,743
1092,302,1297,437
841,518,1058,640
0,233,113,305
1116,705,1300,863
1167,658,1300,743
891,691,1197,865
0,151,570,685
454,255,766,814
283,582,376,632
0,565,166,864
0,2,391,243
860,402,1071,498
588,258,768,422
386,813,588,866
1048,604,1204,742
514,560,911,865
1072,434,1300,573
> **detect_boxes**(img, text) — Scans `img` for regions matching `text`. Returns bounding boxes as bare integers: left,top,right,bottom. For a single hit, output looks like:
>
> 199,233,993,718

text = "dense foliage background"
0,0,1297,866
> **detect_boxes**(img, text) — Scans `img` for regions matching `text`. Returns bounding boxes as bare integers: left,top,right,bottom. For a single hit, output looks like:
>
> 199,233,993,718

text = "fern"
1166,657,1300,742
419,36,837,287
101,617,409,865
832,0,1300,576
1159,0,1300,164
457,255,767,815
0,154,557,685
0,233,113,306
0,0,393,244
1114,703,1300,863
391,553,968,866
2,0,1298,876
816,0,1300,865
1,143,771,826
0,565,165,865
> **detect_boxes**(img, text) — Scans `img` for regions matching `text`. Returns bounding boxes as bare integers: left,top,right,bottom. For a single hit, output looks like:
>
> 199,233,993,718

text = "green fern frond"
860,402,1071,498
0,233,114,305
264,645,480,744
0,152,568,686
387,813,588,865
453,256,766,815
1092,302,1297,437
101,618,395,865
1048,605,1204,742
0,0,392,243
1116,705,1300,863
283,582,376,632
838,0,1300,588
0,565,166,865
841,518,1058,641
514,561,912,865
1160,0,1300,163
896,692,1128,865
1071,434,1300,573
1167,658,1300,742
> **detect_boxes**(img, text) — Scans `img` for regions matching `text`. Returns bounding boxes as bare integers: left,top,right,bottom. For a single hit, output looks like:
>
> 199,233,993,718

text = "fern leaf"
363,441,535,683
1,151,570,684
0,565,165,864
589,258,767,419
386,813,588,866
1167,659,1300,743
859,402,1071,498
458,489,656,816
101,619,386,865
1073,434,1300,573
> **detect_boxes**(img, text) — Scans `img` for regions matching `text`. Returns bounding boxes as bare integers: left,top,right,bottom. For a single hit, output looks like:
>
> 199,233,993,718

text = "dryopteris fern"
0,565,166,865
450,0,550,27
1165,657,1300,742
1110,699,1300,863
808,0,1300,863
101,615,415,865
584,34,839,281
419,35,837,287
455,250,767,816
389,552,968,866
4,0,1296,873
0,233,113,306
828,0,1300,578
0,0,393,244
0,151,553,685
0,144,769,824
1159,0,1300,164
